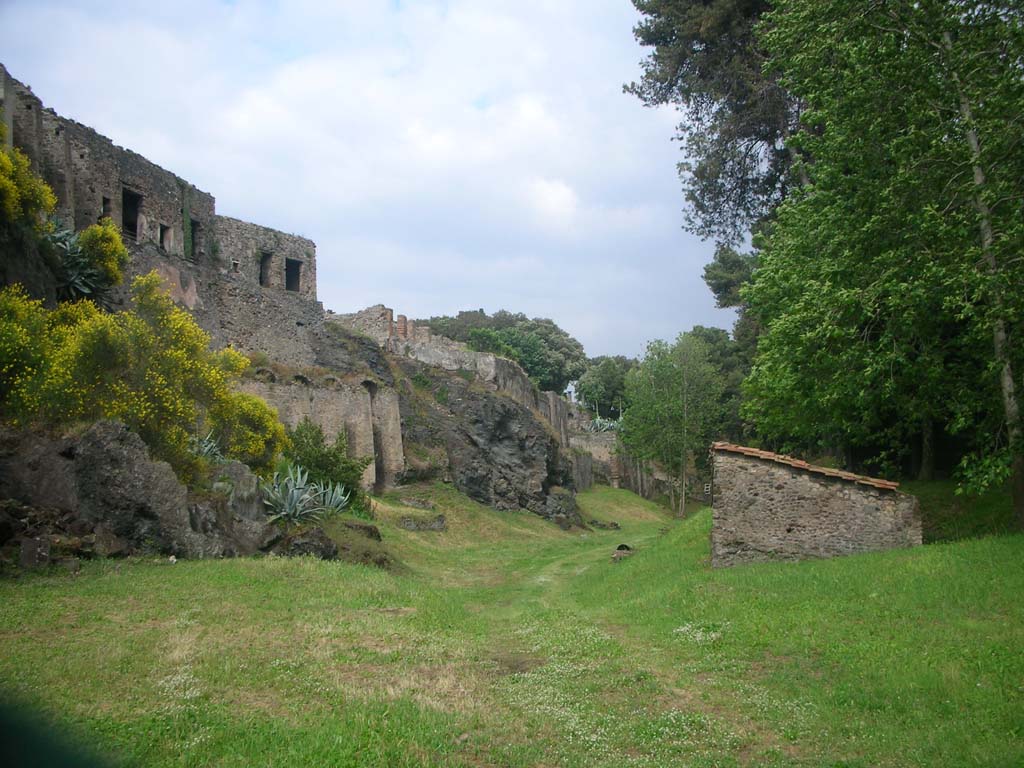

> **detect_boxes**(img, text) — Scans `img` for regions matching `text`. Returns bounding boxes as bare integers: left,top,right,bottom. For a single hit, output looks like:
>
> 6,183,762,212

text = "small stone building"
711,442,921,568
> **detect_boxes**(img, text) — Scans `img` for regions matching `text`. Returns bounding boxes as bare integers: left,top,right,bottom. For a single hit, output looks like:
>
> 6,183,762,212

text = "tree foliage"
575,355,636,419
628,0,800,244
422,309,587,393
744,1,1024,509
621,333,724,515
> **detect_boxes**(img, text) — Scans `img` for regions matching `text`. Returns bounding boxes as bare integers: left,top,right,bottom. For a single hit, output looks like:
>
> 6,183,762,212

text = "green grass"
1,484,1021,766
903,479,1015,542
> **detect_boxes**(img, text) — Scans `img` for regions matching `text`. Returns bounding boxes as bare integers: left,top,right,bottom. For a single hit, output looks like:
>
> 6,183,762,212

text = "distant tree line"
419,309,587,393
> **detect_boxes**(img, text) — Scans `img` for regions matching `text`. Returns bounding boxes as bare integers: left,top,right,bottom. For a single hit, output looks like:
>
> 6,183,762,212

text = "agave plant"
261,466,322,528
313,481,351,516
189,430,225,462
48,227,106,305
586,417,621,433
261,466,356,528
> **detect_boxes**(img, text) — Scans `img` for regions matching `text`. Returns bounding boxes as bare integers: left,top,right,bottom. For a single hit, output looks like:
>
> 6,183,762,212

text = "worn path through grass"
1,484,1022,767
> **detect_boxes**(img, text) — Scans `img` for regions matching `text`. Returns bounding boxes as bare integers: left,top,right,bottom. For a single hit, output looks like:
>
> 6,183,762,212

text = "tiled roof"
711,442,900,491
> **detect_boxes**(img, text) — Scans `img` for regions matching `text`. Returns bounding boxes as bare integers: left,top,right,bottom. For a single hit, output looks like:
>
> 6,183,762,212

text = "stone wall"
2,64,215,262
240,379,404,491
332,305,394,347
711,446,921,568
329,305,543,413
215,215,317,299
572,449,594,492
1,64,324,369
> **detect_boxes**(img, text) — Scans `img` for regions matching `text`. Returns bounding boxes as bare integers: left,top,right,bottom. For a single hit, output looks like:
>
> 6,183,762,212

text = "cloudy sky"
0,0,734,357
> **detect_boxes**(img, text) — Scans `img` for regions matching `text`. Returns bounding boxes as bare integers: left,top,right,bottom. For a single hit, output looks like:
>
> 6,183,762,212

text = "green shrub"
285,417,371,513
435,385,449,405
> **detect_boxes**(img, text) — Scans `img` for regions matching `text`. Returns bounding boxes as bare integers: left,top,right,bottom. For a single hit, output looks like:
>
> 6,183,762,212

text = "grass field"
1,484,1022,766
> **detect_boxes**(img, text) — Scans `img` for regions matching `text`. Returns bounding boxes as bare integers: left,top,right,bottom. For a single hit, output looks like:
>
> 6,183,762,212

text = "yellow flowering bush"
0,286,49,414
0,144,56,235
0,271,288,477
77,218,130,286
211,391,289,471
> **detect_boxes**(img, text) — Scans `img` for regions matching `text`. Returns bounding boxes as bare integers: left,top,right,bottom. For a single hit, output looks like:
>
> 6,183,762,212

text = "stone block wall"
2,64,215,262
215,215,317,299
331,305,543,413
1,65,331,372
213,270,325,367
240,379,405,490
331,305,394,346
711,446,922,568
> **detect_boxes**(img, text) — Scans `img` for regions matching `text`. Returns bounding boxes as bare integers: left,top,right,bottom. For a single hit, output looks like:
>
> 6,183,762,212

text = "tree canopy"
741,0,1024,518
575,355,636,419
628,0,799,244
420,309,587,393
621,333,724,515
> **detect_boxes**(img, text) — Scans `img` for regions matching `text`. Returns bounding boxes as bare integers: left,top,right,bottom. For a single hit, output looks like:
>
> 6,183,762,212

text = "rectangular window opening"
121,188,142,241
285,258,302,292
100,196,112,222
258,251,273,287
159,224,171,251
189,218,201,261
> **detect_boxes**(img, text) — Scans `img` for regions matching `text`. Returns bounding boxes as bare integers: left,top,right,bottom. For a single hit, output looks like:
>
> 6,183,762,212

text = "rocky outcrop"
271,527,338,560
0,422,278,561
396,359,581,525
397,513,447,532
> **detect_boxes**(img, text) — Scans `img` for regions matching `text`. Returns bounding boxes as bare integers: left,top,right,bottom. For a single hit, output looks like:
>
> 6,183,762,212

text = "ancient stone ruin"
0,63,608,528
710,442,922,568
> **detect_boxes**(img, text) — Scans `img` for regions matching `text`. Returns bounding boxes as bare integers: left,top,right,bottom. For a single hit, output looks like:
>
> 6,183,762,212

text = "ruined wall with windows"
0,63,610,506
215,215,316,299
0,64,317,315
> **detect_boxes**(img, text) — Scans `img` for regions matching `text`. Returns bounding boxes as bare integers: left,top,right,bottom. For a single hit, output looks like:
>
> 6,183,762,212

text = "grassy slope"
0,485,1021,767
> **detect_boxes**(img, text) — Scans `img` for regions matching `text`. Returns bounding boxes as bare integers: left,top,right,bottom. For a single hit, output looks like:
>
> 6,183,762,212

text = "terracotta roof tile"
711,442,900,492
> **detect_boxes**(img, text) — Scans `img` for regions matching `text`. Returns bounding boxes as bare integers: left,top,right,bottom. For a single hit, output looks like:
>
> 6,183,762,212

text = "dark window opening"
121,188,142,241
189,218,201,261
100,196,112,223
285,258,302,292
159,224,171,250
258,251,272,287
231,259,240,273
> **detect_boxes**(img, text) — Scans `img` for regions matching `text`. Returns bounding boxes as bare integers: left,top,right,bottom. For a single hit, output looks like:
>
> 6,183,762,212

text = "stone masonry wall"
711,450,922,568
1,65,332,373
241,380,397,490
239,379,405,492
329,306,543,413
2,64,216,261
215,215,317,299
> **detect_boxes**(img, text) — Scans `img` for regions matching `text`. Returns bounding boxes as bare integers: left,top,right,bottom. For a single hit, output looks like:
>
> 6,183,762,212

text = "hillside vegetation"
1,484,1021,767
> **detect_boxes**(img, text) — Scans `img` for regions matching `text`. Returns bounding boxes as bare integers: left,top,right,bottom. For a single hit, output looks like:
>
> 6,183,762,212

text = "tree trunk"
679,365,688,518
943,31,1024,527
918,417,935,482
